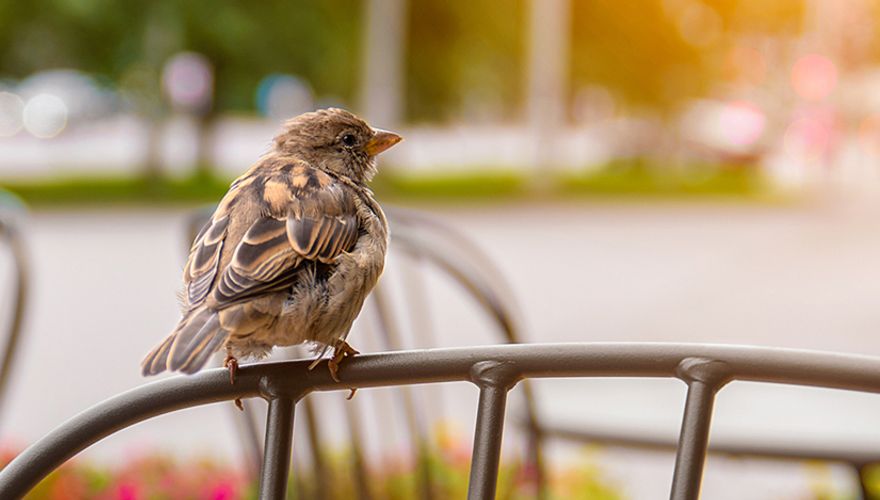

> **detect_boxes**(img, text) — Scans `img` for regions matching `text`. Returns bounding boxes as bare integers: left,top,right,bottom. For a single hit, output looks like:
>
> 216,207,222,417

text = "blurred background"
3,0,880,498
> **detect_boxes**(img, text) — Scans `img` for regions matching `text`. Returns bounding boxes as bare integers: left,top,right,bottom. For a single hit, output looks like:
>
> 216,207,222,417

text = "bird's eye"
341,134,356,147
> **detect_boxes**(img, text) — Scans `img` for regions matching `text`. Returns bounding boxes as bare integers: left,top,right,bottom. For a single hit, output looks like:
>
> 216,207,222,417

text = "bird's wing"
182,214,229,307
211,169,360,308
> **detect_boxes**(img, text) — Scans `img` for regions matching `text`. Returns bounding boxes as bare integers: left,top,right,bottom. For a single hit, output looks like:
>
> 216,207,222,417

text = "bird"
141,108,401,393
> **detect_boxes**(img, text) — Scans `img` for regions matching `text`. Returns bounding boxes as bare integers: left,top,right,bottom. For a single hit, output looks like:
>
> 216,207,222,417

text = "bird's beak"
365,129,403,156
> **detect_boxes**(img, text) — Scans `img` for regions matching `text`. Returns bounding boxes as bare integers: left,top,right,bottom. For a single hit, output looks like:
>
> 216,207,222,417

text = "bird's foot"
224,354,239,384
327,339,359,382
328,339,359,399
224,352,244,411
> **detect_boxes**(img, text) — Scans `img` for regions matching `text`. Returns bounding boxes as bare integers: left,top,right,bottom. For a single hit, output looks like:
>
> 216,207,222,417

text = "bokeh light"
783,109,836,159
18,70,115,122
680,99,765,154
0,92,24,137
255,74,313,121
791,54,837,102
676,2,722,48
718,100,765,149
22,93,68,138
162,52,214,113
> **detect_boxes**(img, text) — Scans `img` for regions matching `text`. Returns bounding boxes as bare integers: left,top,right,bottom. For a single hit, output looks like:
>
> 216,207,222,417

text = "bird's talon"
328,359,341,383
326,339,357,384
234,398,244,411
346,388,357,400
224,355,239,385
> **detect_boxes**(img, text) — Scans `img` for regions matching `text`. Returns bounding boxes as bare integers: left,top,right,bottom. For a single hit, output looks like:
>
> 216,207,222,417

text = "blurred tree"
0,0,808,127
0,0,362,109
405,0,526,123
570,0,706,112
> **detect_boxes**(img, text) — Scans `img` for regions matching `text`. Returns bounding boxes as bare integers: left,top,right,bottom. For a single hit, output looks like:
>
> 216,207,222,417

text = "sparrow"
141,108,401,391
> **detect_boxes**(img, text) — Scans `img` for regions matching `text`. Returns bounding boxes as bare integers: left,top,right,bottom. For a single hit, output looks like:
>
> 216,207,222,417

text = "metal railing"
2,342,880,499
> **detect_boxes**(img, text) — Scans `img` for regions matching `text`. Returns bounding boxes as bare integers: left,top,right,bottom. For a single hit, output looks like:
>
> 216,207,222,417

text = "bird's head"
273,108,402,183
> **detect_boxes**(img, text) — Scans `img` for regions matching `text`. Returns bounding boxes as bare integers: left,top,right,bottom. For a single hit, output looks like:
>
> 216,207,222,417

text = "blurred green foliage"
406,0,525,122
0,0,807,121
0,0,363,112
2,162,765,207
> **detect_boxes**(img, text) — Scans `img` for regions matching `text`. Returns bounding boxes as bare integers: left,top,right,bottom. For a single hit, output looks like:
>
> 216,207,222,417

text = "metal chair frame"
2,343,880,499
0,197,29,422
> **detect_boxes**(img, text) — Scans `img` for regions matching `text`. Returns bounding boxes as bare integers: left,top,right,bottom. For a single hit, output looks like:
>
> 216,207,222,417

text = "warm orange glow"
726,45,767,85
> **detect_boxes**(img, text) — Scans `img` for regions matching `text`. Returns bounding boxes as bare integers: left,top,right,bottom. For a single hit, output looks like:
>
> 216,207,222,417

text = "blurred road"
2,198,879,498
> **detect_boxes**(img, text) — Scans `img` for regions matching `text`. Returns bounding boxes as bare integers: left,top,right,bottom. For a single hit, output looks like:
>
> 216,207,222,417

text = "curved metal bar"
4,342,880,498
392,232,516,342
385,206,517,305
0,200,29,422
539,423,880,466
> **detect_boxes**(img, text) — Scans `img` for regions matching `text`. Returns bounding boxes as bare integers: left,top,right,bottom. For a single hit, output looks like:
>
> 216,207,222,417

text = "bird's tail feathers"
141,307,229,376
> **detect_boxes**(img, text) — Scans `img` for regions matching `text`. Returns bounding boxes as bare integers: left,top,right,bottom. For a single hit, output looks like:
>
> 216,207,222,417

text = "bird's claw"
224,354,239,385
224,352,244,411
327,339,359,398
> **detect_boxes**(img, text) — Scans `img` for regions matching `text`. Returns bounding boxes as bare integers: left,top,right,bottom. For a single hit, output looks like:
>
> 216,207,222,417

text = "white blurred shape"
18,69,116,122
0,92,24,137
718,100,765,148
22,94,68,139
162,52,214,112
680,99,765,154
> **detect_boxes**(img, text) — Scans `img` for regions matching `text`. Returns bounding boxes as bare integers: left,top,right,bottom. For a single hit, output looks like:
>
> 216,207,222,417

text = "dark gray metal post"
259,398,295,500
467,361,519,500
468,384,509,500
670,380,716,500
670,358,729,500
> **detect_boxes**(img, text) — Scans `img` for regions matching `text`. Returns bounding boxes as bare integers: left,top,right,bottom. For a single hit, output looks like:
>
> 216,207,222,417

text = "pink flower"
116,481,140,500
205,479,237,500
